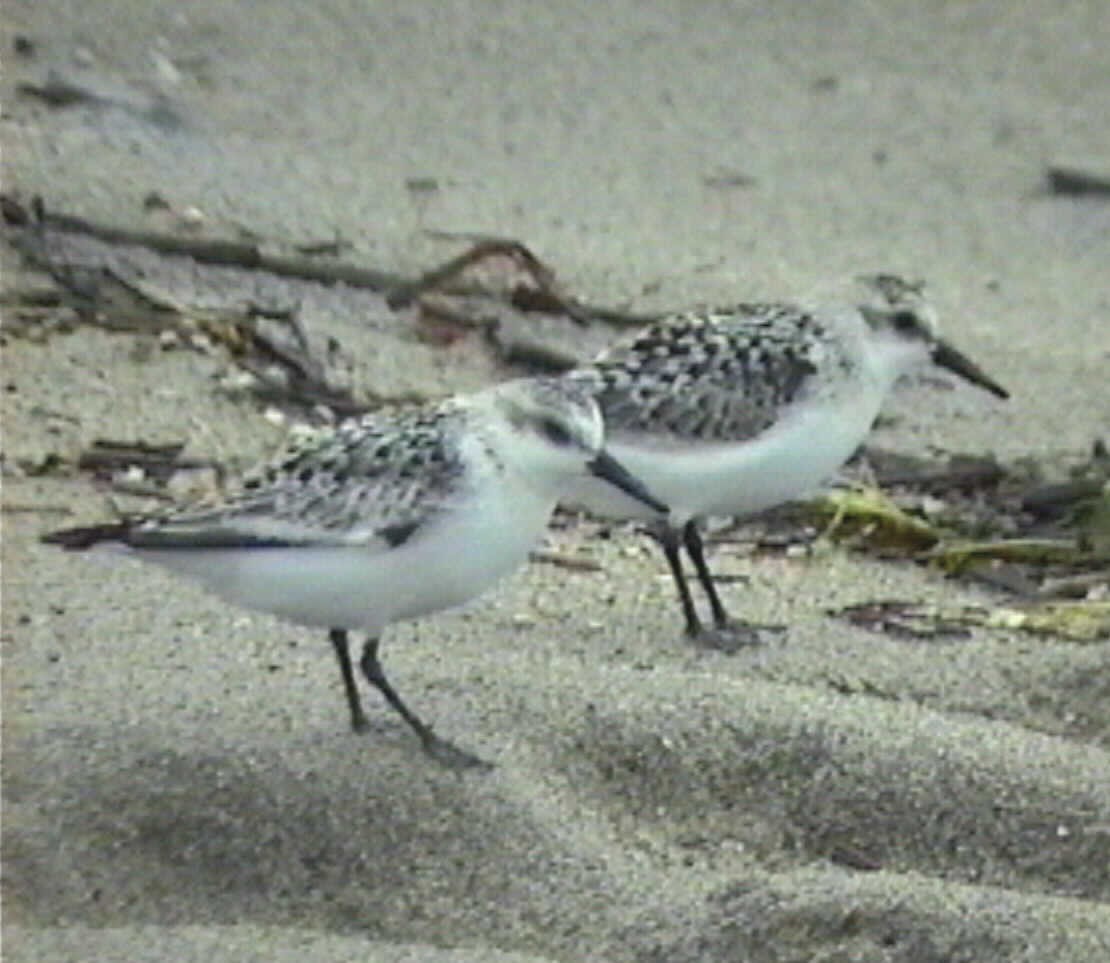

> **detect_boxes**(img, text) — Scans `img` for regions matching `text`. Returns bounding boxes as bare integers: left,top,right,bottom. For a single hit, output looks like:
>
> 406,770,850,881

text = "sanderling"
42,377,667,768
563,274,1009,649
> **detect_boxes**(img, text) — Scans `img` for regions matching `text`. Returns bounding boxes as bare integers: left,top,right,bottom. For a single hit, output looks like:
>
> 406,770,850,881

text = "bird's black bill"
587,451,668,514
932,339,1009,399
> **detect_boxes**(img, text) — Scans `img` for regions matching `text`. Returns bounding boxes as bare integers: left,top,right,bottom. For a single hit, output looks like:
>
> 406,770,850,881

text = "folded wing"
43,407,467,553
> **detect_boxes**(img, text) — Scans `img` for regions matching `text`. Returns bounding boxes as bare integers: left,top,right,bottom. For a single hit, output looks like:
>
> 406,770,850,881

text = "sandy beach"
3,2,1108,960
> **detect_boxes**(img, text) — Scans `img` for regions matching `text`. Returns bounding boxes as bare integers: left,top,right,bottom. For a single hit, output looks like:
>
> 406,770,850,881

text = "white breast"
134,478,556,633
563,385,886,524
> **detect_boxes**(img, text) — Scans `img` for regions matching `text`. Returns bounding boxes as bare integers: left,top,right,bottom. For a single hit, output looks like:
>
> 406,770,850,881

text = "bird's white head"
855,274,1008,399
478,378,668,512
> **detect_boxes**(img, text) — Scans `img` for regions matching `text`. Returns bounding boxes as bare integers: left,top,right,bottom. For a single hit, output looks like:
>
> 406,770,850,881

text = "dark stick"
10,197,659,328
31,205,402,290
385,238,557,310
868,456,1006,493
1045,165,1110,198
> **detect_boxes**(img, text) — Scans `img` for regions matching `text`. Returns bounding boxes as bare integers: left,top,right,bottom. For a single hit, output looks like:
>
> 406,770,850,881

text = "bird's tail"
40,523,132,550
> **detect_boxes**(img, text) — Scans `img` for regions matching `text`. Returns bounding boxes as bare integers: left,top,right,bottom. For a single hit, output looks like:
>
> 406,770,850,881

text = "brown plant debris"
832,600,975,641
3,194,656,328
833,599,1110,644
744,441,1110,631
75,440,221,485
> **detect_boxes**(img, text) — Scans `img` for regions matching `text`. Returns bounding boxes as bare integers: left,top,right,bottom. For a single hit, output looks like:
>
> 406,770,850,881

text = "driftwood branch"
24,205,403,290
76,440,223,484
4,195,658,328
386,238,559,309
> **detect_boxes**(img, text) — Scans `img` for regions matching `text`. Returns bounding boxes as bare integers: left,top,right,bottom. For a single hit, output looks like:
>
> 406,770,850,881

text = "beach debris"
833,598,1110,643
76,439,220,485
825,844,884,872
77,440,223,502
2,195,658,333
926,537,1090,574
701,171,758,190
484,330,580,374
1022,478,1107,518
808,486,941,551
737,441,1109,644
12,439,225,503
863,448,1007,494
1038,571,1110,600
14,452,68,478
410,296,498,347
832,600,973,641
984,601,1110,642
3,215,365,417
16,70,183,129
12,34,36,58
386,237,580,318
293,234,353,258
139,192,214,235
17,72,106,109
204,303,367,417
404,176,441,195
1,502,72,516
2,195,657,388
4,194,1105,645
1045,164,1110,198
2,195,400,291
529,549,604,573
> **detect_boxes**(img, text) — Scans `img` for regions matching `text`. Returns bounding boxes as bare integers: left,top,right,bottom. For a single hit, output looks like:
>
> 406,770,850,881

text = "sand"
2,1,1108,960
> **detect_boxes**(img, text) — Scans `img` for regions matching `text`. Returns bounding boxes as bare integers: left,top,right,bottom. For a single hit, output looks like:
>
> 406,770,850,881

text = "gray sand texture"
2,2,1109,961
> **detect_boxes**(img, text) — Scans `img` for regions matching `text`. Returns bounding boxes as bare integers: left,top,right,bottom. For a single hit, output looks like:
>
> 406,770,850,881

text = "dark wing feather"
574,306,832,443
43,405,468,552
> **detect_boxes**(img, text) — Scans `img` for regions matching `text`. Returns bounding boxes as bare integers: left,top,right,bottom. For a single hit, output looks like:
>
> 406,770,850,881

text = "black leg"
682,520,731,628
650,522,705,638
358,637,490,770
329,628,370,732
681,520,773,651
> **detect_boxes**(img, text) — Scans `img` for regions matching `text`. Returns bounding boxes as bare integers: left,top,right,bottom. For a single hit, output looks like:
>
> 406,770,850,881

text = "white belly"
134,485,556,633
565,390,883,524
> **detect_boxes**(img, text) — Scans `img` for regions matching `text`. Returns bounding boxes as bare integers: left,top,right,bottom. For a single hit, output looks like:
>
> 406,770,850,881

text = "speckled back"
571,305,849,443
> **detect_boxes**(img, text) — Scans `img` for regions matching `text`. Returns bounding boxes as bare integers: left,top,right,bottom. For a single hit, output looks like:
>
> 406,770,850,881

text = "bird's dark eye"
890,310,919,332
539,417,574,446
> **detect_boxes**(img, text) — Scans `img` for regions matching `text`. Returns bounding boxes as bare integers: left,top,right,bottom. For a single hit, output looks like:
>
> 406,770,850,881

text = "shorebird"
562,274,1009,648
43,377,668,767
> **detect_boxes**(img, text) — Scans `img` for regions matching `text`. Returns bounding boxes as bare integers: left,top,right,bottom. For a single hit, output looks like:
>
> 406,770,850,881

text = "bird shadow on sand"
2,726,617,954
5,669,1110,963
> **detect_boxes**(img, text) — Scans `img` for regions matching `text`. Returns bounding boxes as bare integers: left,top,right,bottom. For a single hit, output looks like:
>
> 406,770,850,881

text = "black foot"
686,619,781,654
346,696,490,770
357,636,492,771
420,733,494,771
